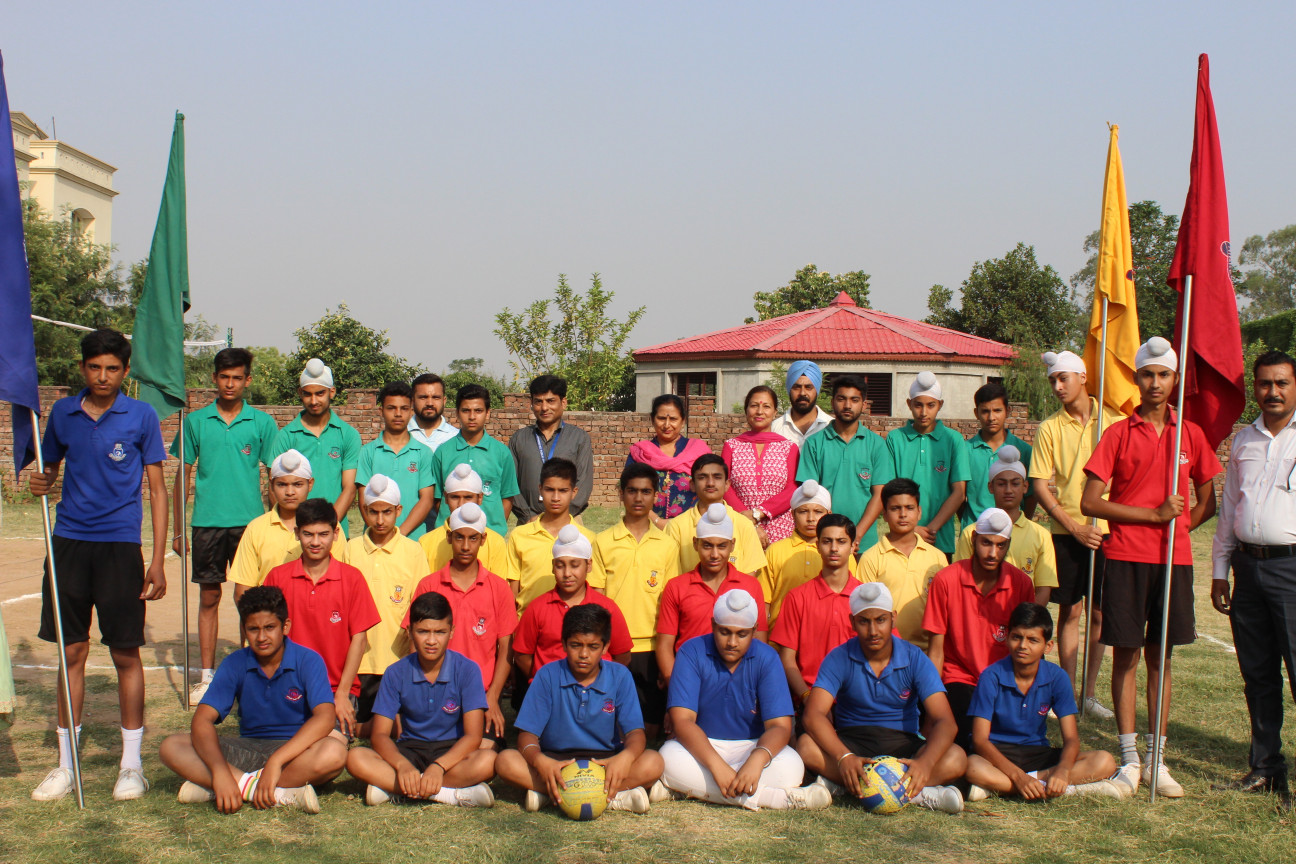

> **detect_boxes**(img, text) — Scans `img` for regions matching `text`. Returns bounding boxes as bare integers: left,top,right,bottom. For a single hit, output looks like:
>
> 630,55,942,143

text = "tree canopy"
747,264,870,322
1238,224,1296,322
285,304,423,398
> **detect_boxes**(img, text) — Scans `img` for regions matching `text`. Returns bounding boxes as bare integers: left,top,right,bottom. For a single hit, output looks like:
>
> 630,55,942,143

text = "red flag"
1166,53,1244,451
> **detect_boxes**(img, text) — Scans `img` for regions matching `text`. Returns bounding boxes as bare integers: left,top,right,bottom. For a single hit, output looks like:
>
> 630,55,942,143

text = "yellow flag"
1084,124,1140,416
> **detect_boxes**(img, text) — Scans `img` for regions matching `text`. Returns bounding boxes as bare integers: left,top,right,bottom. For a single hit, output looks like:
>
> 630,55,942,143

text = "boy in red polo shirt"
263,499,380,739
1081,337,1220,798
655,504,768,687
407,502,515,741
770,514,861,709
922,508,1035,749
514,526,633,681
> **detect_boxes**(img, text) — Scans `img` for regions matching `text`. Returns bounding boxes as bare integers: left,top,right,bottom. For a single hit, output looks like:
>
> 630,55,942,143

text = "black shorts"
1100,559,1196,648
356,674,383,723
219,736,290,773
395,739,457,771
837,725,924,760
1051,534,1107,608
544,748,620,761
191,526,246,584
989,742,1063,773
944,681,977,750
628,652,666,725
39,537,146,649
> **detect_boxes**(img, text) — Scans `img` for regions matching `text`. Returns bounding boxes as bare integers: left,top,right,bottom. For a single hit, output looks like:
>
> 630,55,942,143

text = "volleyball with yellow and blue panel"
559,759,608,820
859,756,910,814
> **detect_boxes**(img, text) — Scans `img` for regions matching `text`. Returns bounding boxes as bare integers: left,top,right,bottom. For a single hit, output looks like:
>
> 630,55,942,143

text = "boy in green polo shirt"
430,384,520,536
356,382,436,539
172,348,279,703
271,358,362,537
962,381,1035,523
887,371,969,556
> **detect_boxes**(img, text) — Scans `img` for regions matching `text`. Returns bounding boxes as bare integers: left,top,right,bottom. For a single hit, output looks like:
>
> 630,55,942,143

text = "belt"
1239,542,1296,561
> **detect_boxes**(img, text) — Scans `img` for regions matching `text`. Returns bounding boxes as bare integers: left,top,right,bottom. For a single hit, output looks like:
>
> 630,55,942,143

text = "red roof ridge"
751,306,838,351
841,305,954,354
829,291,856,307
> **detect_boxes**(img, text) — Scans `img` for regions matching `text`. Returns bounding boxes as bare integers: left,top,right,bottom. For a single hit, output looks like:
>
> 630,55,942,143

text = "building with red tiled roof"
632,292,1015,418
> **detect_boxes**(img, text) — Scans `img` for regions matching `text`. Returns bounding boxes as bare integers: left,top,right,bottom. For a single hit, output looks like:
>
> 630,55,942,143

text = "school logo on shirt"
602,699,615,714
108,442,126,462
390,585,405,605
993,625,1006,643
473,617,487,637
482,482,493,497
241,444,252,456
443,699,460,715
1037,703,1051,717
858,469,871,483
329,446,341,459
900,689,912,700
646,571,659,588
329,610,342,624
935,460,947,473
1179,452,1190,466
407,461,418,473
1023,557,1034,574
285,687,303,703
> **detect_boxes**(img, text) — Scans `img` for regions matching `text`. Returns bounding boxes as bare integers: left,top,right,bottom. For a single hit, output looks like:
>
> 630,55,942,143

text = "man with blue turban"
771,360,834,448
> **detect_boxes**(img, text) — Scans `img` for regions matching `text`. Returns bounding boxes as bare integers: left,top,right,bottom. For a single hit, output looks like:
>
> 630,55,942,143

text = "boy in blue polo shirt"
964,603,1124,801
347,591,496,807
797,582,967,813
29,329,169,803
158,586,346,813
496,604,663,814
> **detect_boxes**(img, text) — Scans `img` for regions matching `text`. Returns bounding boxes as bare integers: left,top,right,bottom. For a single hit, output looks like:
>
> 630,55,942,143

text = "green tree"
1241,338,1269,424
440,357,507,409
493,273,645,411
244,346,295,405
287,304,423,396
747,264,871,322
1238,225,1296,322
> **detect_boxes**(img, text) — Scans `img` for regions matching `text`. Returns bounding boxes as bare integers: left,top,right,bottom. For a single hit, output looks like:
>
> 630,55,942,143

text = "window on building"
672,372,716,399
822,372,893,417
70,208,94,241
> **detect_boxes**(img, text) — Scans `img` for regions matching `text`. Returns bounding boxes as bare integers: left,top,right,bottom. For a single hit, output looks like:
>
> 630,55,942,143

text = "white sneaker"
1071,780,1125,799
1113,763,1141,797
608,787,650,813
113,767,150,801
365,784,393,806
177,780,215,804
274,785,321,813
813,774,845,797
966,784,990,802
188,679,212,705
647,780,675,803
456,783,495,808
31,767,74,801
914,785,964,814
786,783,833,810
524,789,544,812
1141,761,1185,798
1083,697,1115,720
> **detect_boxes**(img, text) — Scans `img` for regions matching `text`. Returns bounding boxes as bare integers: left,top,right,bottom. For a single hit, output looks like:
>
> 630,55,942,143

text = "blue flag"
0,51,41,473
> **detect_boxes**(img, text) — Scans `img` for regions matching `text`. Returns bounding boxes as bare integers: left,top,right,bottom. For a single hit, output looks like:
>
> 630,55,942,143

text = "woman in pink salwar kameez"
722,386,800,546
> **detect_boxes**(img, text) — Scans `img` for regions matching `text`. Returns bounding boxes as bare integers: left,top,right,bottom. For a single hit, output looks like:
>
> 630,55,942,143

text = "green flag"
132,112,189,419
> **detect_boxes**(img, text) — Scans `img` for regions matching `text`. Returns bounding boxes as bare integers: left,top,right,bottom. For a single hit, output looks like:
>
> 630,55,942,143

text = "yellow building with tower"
11,111,117,244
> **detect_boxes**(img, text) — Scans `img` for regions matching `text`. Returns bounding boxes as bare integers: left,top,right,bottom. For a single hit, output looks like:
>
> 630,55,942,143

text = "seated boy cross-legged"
347,591,497,807
159,586,346,813
965,603,1124,802
798,583,967,814
497,604,664,814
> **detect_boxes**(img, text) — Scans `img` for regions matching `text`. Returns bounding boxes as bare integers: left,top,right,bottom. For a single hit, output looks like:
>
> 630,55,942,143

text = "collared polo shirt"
515,658,643,753
1084,407,1221,566
922,559,1036,686
770,574,861,688
356,434,436,539
593,521,681,651
430,433,520,535
857,534,948,649
263,557,381,696
406,416,459,453
1028,397,1122,535
759,532,858,620
419,523,510,577
508,421,595,521
963,430,1034,522
656,565,768,645
200,638,333,739
796,423,894,547
505,518,601,609
886,421,971,554
228,507,343,588
955,514,1058,591
513,587,633,679
372,650,487,743
42,390,168,543
968,656,1078,746
666,636,793,741
667,502,768,577
408,565,516,689
812,635,945,733
271,410,362,521
343,531,428,674
771,407,833,450
171,400,278,528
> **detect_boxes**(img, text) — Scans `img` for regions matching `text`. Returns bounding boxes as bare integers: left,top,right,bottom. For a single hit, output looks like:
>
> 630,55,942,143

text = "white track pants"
660,738,805,810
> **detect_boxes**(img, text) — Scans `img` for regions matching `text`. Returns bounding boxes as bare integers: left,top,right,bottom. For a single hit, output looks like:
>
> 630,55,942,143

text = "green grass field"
1,510,1293,864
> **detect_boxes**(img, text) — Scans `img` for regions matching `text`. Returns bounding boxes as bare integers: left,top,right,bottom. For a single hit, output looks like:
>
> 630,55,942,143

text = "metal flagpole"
179,408,191,709
1150,275,1193,802
31,410,85,809
1079,298,1109,714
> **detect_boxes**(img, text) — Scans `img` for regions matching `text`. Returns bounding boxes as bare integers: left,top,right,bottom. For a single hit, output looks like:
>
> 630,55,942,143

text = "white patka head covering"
712,589,759,628
1041,350,1086,378
695,502,734,541
270,449,312,480
974,507,1014,540
1135,336,1179,371
849,582,894,616
299,357,334,389
443,463,483,495
908,370,943,401
448,501,487,534
988,445,1027,480
790,479,832,512
362,474,401,507
552,524,593,560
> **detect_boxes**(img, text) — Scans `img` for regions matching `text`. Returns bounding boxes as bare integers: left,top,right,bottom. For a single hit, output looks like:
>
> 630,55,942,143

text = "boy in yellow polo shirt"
593,463,681,739
343,474,430,738
668,454,767,577
954,446,1056,605
228,450,317,601
857,478,948,648
759,480,857,622
418,465,508,575
504,458,597,609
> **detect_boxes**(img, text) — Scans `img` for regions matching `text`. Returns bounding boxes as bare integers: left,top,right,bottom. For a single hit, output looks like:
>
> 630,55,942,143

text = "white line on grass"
1,592,40,605
1198,632,1236,654
15,663,187,672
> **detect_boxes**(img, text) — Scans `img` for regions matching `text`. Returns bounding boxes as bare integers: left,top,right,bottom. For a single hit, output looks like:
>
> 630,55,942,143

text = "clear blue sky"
7,2,1295,378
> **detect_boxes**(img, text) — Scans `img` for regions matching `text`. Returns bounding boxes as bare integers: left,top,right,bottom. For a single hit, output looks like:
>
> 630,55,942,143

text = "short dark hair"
1008,602,1054,641
974,381,1009,409
529,374,568,399
651,393,687,421
237,585,289,625
214,347,253,375
540,457,578,487
411,373,445,391
562,603,612,644
620,461,660,492
81,329,130,365
378,381,414,405
831,374,867,398
691,453,728,480
816,513,856,542
295,498,339,530
1254,350,1296,380
409,591,453,627
456,383,491,409
744,385,779,412
881,477,921,506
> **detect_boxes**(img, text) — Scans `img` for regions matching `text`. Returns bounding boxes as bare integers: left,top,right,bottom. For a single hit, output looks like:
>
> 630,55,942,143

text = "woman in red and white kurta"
722,386,800,546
